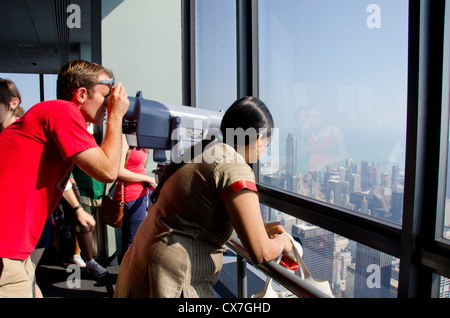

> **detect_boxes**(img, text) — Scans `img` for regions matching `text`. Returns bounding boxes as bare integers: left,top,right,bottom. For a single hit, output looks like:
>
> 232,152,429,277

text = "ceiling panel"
0,0,91,74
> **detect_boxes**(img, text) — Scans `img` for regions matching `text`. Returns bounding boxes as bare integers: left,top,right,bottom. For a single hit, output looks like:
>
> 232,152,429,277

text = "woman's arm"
62,187,95,232
117,134,157,187
225,189,292,264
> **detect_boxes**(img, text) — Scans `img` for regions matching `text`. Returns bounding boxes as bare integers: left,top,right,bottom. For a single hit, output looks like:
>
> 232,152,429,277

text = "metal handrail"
225,236,333,298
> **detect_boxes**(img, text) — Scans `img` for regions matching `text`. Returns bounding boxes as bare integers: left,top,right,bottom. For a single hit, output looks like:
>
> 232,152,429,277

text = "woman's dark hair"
150,96,273,203
220,96,274,147
0,78,22,117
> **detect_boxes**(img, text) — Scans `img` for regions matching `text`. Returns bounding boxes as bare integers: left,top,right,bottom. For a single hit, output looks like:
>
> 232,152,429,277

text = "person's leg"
69,206,88,267
122,193,148,254
74,236,82,255
71,236,86,267
0,257,36,298
73,204,95,262
31,215,53,267
72,204,108,277
75,231,93,261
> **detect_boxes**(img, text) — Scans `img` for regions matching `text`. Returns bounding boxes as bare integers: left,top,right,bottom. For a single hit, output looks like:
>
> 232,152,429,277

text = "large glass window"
261,205,398,298
0,73,41,112
43,74,57,101
195,0,237,111
442,0,450,242
438,275,450,298
258,0,409,225
0,73,58,112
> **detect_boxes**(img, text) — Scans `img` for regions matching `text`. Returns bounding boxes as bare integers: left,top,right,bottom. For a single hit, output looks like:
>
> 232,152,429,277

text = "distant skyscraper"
380,172,392,188
391,164,398,188
440,276,450,298
361,160,370,191
390,190,403,223
358,195,371,215
292,223,335,284
260,204,271,223
329,189,335,204
327,179,349,207
286,133,297,191
260,203,282,223
354,243,393,298
345,158,358,175
350,173,361,193
262,174,285,189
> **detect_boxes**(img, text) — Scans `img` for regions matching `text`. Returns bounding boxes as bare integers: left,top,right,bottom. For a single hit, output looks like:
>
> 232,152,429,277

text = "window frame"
186,0,450,298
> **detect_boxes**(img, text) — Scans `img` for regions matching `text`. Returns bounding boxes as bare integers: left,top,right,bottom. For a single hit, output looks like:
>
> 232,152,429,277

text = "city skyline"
261,131,405,224
259,131,404,298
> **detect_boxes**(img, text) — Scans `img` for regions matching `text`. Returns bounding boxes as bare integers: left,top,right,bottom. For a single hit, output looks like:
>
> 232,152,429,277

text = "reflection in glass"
258,0,409,225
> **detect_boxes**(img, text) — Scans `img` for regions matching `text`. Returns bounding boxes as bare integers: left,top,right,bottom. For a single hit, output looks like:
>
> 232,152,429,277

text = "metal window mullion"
182,0,196,107
237,255,248,298
39,74,44,102
436,0,450,240
91,0,101,65
236,0,260,180
399,0,446,298
251,0,259,99
421,241,450,278
236,0,257,99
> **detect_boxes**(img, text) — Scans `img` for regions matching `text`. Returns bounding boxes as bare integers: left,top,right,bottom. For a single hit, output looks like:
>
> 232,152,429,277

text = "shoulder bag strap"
119,149,131,203
280,232,312,280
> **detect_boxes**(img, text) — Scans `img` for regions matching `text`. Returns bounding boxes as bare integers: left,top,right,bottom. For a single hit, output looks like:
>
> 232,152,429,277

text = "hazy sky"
195,0,409,171
3,0,409,172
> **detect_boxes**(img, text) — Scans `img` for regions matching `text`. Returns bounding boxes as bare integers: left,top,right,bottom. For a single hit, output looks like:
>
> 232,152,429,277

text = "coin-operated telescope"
122,92,223,174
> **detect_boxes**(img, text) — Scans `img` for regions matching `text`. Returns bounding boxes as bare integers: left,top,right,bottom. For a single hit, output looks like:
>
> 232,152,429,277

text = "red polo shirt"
0,100,98,259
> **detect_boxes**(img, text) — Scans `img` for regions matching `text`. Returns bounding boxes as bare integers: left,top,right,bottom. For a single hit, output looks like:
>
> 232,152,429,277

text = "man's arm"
71,83,129,183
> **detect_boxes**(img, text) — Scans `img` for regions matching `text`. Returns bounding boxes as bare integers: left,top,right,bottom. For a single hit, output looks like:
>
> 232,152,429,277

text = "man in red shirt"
0,60,129,297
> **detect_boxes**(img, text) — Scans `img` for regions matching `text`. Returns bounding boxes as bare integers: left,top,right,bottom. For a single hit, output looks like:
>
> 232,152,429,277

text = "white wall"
101,0,183,258
101,0,182,105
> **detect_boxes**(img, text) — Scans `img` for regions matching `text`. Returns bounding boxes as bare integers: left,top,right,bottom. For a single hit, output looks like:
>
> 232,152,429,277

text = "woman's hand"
143,175,157,190
264,222,294,254
279,234,293,254
264,222,285,238
264,222,293,254
226,189,294,264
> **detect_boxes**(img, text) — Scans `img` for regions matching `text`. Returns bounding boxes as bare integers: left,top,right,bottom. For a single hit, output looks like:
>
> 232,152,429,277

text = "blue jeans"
122,190,151,253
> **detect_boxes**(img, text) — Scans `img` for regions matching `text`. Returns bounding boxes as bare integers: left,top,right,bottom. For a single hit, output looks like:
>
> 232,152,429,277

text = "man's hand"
107,82,129,119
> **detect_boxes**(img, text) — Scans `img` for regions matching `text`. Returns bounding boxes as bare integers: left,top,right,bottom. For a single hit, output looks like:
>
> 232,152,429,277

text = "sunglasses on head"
97,78,115,87
96,78,115,98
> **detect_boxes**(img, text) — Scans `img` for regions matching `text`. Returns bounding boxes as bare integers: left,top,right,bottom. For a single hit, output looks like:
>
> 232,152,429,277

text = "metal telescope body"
123,92,224,164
